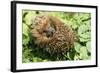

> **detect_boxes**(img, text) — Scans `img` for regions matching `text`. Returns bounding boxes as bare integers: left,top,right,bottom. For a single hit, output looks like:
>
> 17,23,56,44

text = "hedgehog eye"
43,30,47,33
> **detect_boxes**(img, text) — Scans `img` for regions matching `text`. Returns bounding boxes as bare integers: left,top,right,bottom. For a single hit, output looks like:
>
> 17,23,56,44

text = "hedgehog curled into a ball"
30,14,77,57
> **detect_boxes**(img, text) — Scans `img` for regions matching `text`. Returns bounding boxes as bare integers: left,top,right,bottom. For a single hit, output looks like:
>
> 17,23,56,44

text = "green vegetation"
22,10,91,63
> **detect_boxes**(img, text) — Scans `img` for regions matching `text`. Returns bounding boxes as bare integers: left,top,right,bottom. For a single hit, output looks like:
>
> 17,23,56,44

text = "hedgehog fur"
30,14,76,60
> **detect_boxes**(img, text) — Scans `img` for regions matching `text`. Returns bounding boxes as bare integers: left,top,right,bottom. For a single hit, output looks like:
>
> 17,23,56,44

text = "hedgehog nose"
46,27,55,37
46,31,53,37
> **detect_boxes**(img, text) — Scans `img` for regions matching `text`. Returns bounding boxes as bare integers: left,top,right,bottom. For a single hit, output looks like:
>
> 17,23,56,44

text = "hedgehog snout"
45,26,56,37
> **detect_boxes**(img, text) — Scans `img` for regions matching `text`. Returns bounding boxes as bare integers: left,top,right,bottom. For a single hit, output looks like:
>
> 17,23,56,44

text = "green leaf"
22,23,30,45
86,41,91,52
22,11,28,19
22,34,29,45
23,58,30,63
79,46,88,60
71,23,78,29
23,11,37,25
23,23,29,36
43,59,48,62
78,25,88,37
67,49,76,60
87,56,91,59
73,13,82,25
78,24,91,42
80,32,90,39
79,13,91,21
83,20,91,27
74,54,80,60
79,37,90,42
32,57,42,62
74,42,81,53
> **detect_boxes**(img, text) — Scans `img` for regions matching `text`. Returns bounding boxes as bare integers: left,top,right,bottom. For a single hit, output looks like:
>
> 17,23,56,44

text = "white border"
16,3,96,70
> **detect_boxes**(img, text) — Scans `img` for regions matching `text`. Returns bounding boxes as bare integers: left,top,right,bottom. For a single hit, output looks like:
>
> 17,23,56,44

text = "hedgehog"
30,14,77,60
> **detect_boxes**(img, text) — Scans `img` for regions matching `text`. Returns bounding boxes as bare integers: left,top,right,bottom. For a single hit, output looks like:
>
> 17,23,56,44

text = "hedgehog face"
42,22,56,38
45,26,56,37
32,15,56,38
